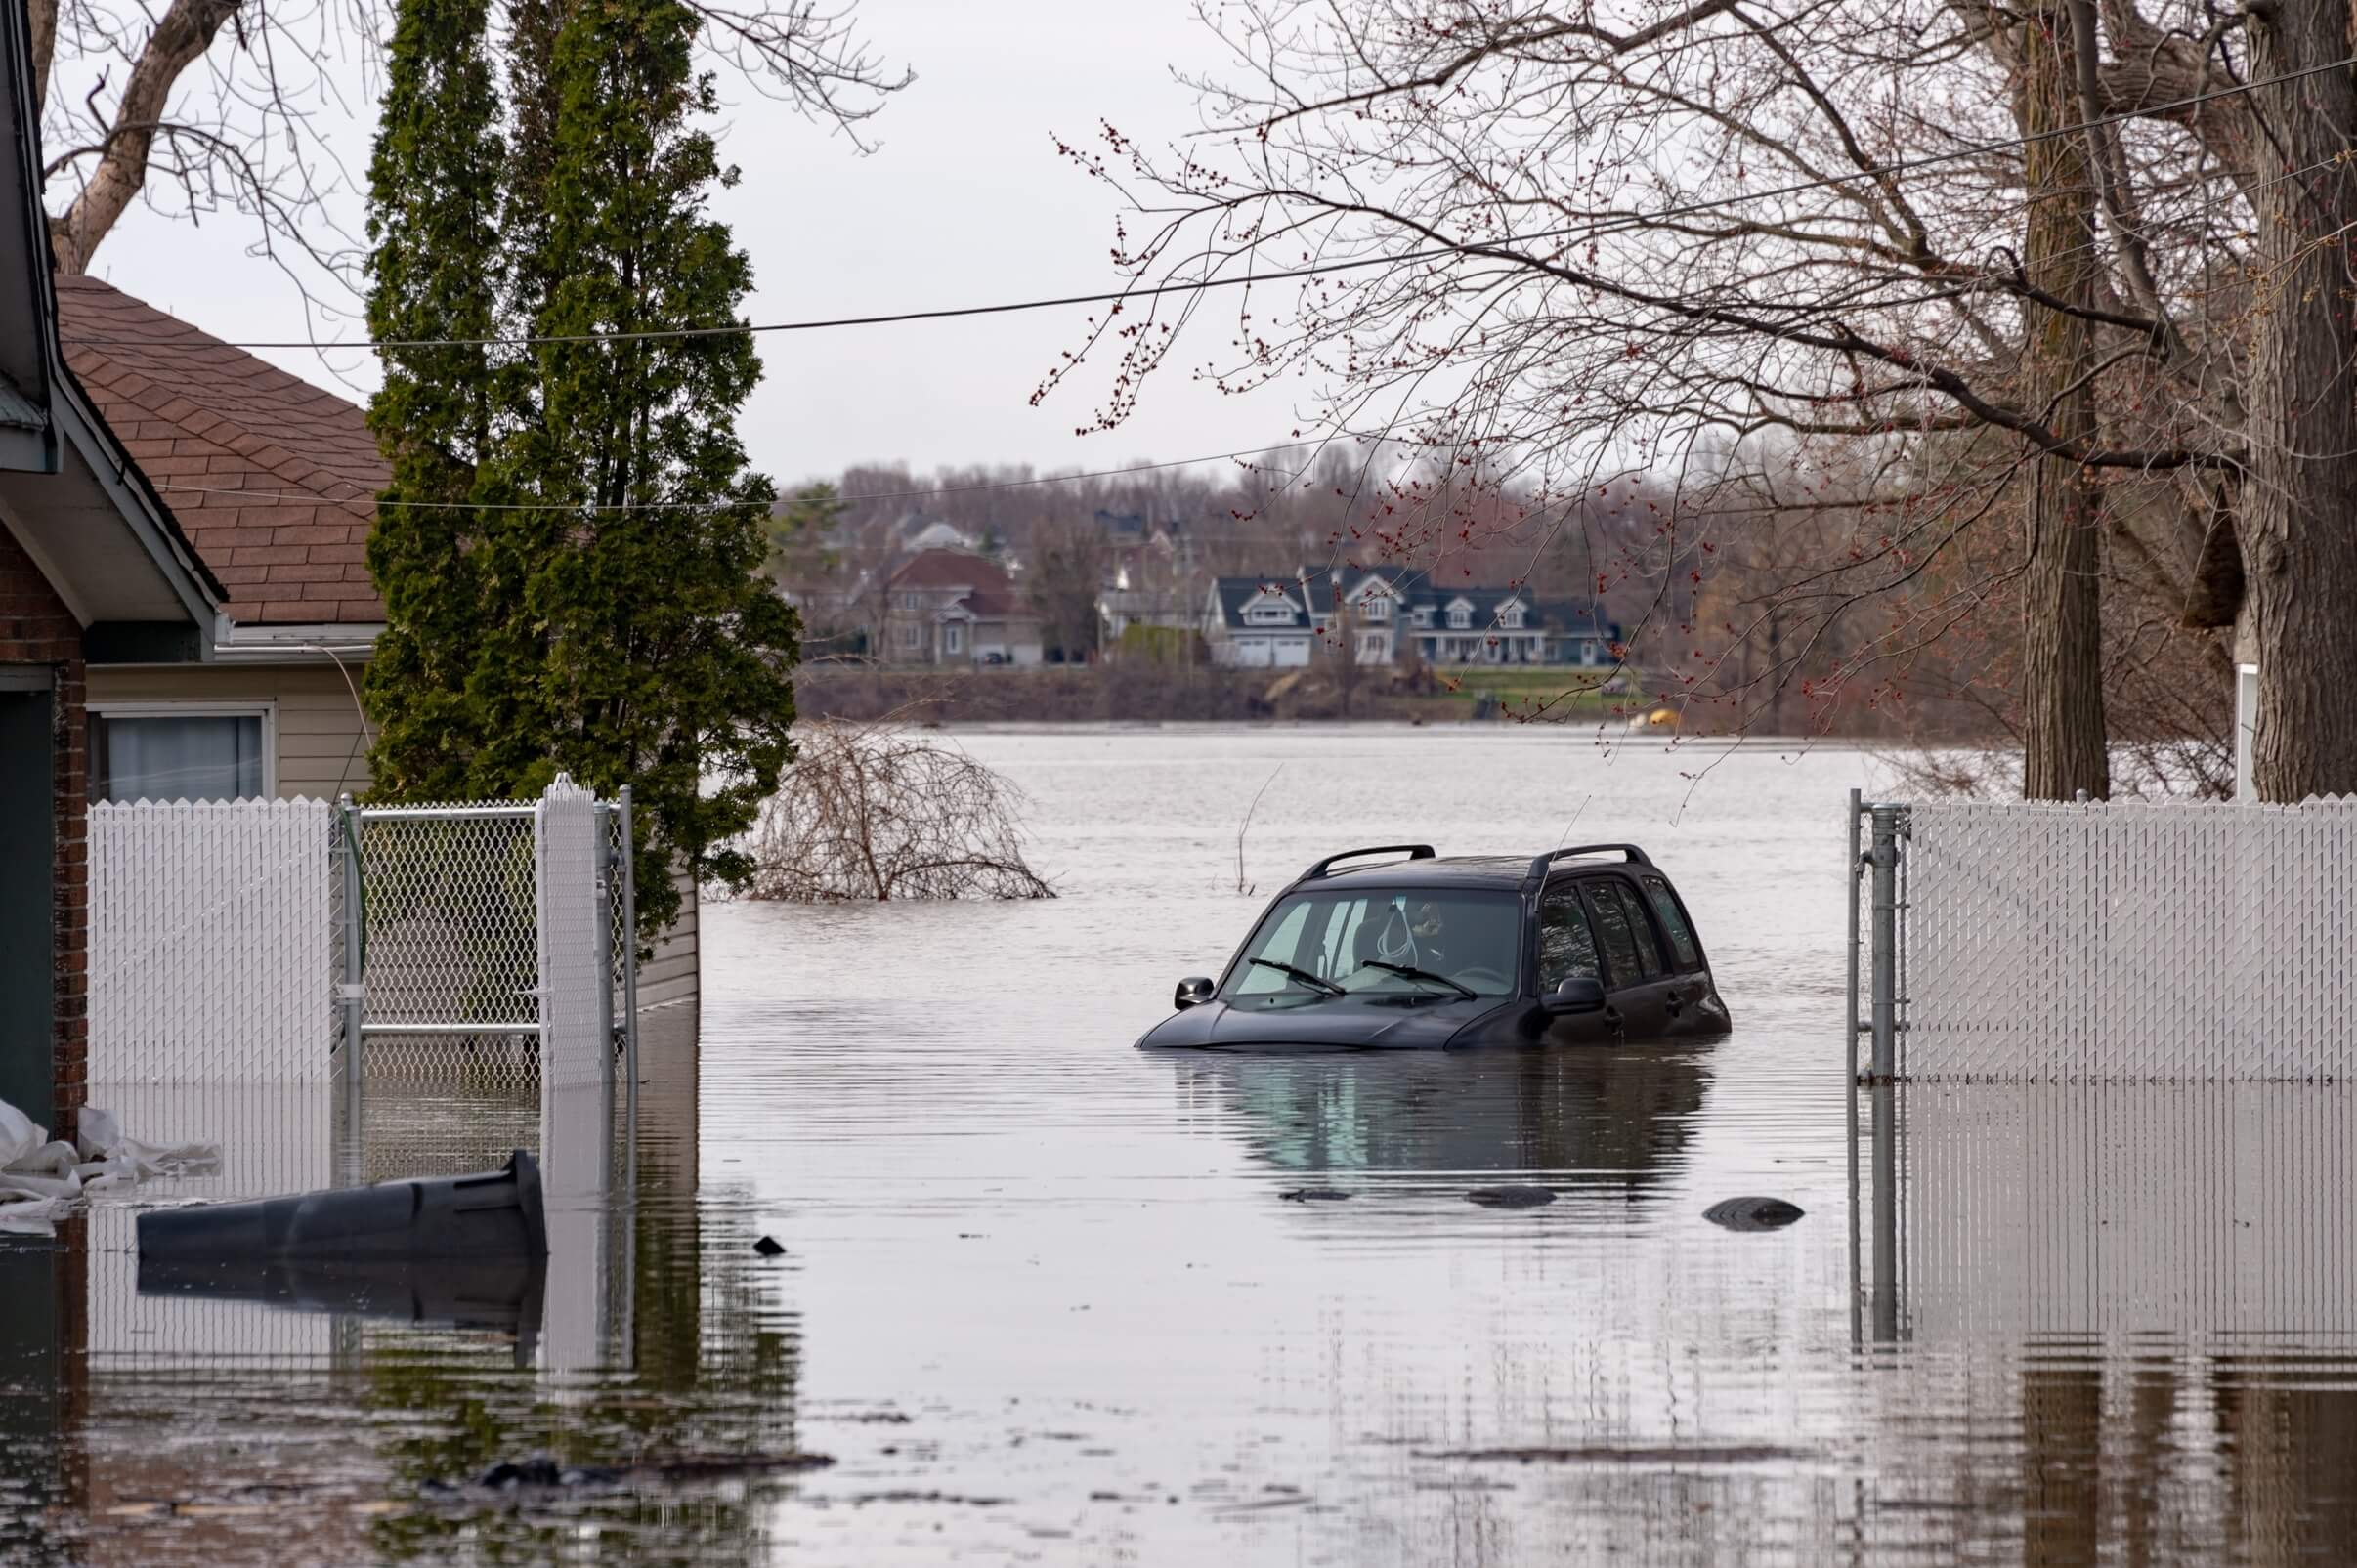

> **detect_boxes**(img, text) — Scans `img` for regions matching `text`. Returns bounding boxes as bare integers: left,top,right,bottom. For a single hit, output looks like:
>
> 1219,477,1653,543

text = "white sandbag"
74,1108,121,1162
0,1099,43,1170
9,1139,79,1176
0,1168,81,1202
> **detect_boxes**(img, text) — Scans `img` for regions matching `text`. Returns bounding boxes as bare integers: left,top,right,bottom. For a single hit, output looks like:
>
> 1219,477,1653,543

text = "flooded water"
7,725,2357,1565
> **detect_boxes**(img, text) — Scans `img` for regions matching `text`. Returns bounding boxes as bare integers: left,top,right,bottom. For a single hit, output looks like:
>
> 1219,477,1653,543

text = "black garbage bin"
137,1149,548,1265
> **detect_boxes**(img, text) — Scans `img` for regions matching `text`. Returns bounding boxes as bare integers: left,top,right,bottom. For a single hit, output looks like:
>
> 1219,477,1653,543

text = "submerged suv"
1136,844,1731,1050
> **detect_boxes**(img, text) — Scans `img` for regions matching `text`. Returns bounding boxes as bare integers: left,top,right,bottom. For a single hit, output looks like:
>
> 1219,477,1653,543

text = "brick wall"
0,528,88,1138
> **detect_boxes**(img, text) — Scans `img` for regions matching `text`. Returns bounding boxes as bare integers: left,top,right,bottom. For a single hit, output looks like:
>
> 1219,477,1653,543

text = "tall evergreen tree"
493,0,798,933
362,0,508,800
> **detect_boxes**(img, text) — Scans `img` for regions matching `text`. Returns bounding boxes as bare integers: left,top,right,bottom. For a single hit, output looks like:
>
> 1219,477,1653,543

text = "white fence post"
535,772,610,1379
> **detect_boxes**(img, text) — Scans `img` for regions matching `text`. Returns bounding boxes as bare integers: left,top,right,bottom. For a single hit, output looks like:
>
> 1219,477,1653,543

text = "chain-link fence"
1850,793,2357,1081
339,784,638,1183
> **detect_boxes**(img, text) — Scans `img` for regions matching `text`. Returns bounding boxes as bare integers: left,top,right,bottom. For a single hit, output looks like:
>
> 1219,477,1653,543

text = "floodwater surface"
6,726,2357,1565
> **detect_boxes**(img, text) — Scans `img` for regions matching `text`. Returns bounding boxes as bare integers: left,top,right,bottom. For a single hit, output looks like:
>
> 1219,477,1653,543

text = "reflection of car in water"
1164,1041,1715,1187
1136,844,1731,1051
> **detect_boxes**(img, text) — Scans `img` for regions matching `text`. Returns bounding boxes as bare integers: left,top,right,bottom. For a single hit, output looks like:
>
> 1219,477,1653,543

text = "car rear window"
1642,875,1703,970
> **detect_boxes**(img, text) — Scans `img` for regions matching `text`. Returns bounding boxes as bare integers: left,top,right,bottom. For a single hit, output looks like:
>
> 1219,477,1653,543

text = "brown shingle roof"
55,276,387,626
888,548,1013,594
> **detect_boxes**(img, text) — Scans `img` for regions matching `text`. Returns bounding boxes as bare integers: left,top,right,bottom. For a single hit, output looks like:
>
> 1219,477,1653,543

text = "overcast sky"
83,0,1309,488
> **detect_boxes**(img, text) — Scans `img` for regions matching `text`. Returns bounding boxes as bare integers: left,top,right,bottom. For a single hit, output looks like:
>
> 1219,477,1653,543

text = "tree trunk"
2244,0,2357,801
2015,0,2110,800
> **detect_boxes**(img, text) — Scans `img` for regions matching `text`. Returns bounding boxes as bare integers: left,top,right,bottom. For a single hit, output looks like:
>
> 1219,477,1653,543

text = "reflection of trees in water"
1174,1044,1714,1187
2005,1357,2357,1564
363,1170,800,1566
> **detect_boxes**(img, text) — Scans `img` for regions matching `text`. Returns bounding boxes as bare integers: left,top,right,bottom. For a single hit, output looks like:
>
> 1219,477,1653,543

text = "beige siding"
640,870,700,1011
87,663,374,800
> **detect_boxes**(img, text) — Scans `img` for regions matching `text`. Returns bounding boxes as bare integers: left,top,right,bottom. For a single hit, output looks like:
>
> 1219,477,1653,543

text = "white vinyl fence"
89,797,336,1083
1864,796,2357,1081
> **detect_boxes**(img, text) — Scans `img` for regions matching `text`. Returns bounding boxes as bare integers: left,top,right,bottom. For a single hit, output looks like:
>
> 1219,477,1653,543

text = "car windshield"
1221,888,1521,1002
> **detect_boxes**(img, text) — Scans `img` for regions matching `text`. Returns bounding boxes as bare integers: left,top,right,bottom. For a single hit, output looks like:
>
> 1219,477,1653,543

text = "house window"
899,622,922,649
1448,604,1472,630
945,622,965,655
1412,606,1434,628
1247,602,1296,625
89,707,269,804
1358,632,1388,658
1498,602,1524,630
1360,593,1390,622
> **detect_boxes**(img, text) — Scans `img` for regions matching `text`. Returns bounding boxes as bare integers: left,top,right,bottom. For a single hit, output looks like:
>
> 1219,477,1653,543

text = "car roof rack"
1526,843,1653,882
1298,844,1436,882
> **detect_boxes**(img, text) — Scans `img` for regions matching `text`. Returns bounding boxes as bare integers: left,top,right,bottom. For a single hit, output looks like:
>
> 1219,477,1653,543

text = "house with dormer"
1206,566,1619,669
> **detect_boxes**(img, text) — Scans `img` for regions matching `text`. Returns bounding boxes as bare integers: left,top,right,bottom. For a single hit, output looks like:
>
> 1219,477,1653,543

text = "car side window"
1608,881,1665,979
1642,875,1702,971
1579,880,1645,988
1537,883,1602,991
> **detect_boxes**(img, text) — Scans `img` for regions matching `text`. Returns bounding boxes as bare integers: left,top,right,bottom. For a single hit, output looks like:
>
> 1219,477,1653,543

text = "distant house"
901,518,980,555
1204,567,1619,669
1204,577,1316,667
881,549,1044,665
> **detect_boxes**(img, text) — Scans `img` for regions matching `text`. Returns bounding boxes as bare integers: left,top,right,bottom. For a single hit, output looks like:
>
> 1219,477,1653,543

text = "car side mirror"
1543,977,1606,1015
1174,976,1217,1009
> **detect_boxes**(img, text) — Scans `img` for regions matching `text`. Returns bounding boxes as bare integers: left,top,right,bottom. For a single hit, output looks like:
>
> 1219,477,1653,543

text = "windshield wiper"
1247,957,1345,996
1358,959,1477,999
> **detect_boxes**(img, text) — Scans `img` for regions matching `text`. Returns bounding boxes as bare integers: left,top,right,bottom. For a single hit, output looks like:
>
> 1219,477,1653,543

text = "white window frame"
88,700,279,801
1246,598,1297,625
1447,600,1473,630
898,621,922,649
944,622,965,656
1498,599,1525,630
1359,589,1391,622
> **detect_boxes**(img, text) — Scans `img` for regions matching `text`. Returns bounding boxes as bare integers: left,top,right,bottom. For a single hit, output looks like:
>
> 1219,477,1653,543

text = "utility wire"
62,54,2353,355
147,438,1340,514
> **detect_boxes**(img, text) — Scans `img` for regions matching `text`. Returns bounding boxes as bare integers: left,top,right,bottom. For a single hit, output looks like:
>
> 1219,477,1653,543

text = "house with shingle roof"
1,0,221,1128
880,548,1043,665
1203,565,1619,670
60,276,391,803
54,279,712,1010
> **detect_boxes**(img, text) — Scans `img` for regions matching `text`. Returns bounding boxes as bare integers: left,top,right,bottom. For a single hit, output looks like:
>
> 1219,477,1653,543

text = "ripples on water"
6,726,2357,1564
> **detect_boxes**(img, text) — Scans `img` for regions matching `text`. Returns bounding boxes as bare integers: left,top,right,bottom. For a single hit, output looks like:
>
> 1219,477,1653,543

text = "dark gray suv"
1137,844,1731,1051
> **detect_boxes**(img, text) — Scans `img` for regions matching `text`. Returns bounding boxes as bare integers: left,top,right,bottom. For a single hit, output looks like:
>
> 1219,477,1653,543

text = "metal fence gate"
1849,791,2357,1082
338,777,639,1179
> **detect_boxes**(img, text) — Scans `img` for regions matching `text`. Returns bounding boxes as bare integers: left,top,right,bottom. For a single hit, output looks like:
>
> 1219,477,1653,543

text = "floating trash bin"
137,1149,547,1264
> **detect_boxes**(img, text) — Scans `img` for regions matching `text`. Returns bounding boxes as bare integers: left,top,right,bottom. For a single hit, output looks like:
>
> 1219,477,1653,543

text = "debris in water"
1702,1197,1805,1231
752,1235,787,1256
1280,1187,1350,1202
1466,1185,1555,1209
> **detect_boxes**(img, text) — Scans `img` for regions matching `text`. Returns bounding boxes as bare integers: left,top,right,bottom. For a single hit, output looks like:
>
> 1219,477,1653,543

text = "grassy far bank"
794,660,1654,727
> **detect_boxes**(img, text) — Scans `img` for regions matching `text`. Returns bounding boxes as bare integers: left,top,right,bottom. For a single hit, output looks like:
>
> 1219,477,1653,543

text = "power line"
64,55,2352,356
148,438,1346,513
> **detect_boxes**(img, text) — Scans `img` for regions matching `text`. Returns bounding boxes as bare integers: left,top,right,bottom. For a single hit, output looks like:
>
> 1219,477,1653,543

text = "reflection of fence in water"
1869,1081,2357,1340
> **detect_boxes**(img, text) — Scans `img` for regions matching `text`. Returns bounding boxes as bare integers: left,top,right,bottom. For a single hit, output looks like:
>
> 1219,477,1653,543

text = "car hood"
1136,994,1515,1051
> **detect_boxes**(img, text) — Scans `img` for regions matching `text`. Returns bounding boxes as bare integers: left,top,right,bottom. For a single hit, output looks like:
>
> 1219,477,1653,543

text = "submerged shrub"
741,719,1054,902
